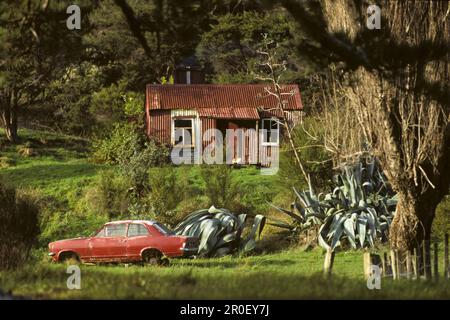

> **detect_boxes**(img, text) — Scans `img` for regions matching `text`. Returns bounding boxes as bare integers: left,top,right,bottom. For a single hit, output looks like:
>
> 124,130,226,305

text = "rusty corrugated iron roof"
197,107,260,120
146,84,302,112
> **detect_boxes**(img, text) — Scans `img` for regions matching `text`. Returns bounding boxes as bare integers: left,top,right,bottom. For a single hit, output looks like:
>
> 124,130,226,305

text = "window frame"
261,117,280,146
98,223,128,238
186,70,191,84
127,223,150,238
172,117,195,148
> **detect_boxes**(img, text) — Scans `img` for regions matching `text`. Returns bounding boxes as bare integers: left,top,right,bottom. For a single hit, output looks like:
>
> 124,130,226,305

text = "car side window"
105,224,127,237
95,227,106,237
127,224,150,237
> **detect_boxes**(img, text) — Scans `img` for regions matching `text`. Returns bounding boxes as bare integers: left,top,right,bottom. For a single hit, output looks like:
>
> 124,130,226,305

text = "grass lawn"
0,128,105,197
2,248,450,299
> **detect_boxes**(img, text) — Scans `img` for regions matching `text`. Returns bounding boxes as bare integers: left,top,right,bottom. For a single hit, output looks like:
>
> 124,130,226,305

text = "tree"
97,0,214,88
196,8,319,83
281,0,450,250
0,0,90,142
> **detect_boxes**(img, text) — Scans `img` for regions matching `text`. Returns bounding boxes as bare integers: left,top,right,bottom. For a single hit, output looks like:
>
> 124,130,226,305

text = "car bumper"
48,252,57,262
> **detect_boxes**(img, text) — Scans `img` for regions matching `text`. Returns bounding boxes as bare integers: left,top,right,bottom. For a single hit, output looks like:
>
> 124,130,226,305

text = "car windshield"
153,223,174,235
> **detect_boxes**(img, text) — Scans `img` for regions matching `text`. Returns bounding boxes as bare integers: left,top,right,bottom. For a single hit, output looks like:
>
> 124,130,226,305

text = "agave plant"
270,159,397,250
174,206,266,257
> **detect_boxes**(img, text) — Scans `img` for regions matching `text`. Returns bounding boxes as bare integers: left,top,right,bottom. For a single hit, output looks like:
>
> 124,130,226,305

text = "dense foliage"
196,10,314,83
0,183,39,269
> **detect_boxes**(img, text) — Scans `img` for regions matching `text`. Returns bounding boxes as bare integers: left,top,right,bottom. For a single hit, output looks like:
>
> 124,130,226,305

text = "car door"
126,223,156,260
89,223,128,261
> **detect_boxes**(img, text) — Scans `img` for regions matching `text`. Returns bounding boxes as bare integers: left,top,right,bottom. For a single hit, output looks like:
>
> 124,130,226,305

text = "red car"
48,220,199,265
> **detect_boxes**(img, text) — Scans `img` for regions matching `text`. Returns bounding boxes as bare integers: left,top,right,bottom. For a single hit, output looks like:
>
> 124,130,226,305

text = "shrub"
90,83,128,128
92,123,169,190
432,195,450,241
0,183,40,269
119,138,169,190
143,167,185,224
115,167,187,224
200,165,239,209
39,209,108,245
16,141,37,157
172,196,210,226
91,123,141,165
83,170,130,219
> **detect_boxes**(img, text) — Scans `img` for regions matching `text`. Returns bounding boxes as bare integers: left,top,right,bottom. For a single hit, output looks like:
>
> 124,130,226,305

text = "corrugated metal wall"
200,118,217,164
147,111,284,166
246,129,258,164
259,145,279,168
201,118,216,151
147,110,171,144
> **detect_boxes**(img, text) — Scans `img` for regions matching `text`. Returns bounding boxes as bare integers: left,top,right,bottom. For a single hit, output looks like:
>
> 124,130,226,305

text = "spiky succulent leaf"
271,159,396,250
175,207,266,257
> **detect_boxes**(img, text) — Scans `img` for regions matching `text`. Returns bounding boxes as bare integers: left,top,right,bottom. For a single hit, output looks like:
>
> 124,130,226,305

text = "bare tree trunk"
256,35,311,185
390,195,435,251
1,89,19,143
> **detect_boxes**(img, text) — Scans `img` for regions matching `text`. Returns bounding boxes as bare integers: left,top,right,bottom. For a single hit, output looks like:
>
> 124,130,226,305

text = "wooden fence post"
324,248,335,276
445,234,449,279
423,240,432,280
406,251,412,279
417,244,423,278
422,241,427,280
396,250,401,279
363,252,382,279
388,253,393,277
412,248,418,279
390,250,397,280
363,252,371,279
433,242,439,280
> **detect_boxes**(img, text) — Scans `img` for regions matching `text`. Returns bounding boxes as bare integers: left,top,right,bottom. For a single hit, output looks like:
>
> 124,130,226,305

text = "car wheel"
60,252,80,265
142,250,163,266
160,257,170,266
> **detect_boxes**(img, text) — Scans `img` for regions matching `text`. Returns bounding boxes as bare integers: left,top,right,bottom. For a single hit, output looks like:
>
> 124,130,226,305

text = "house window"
261,118,279,145
173,118,194,147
